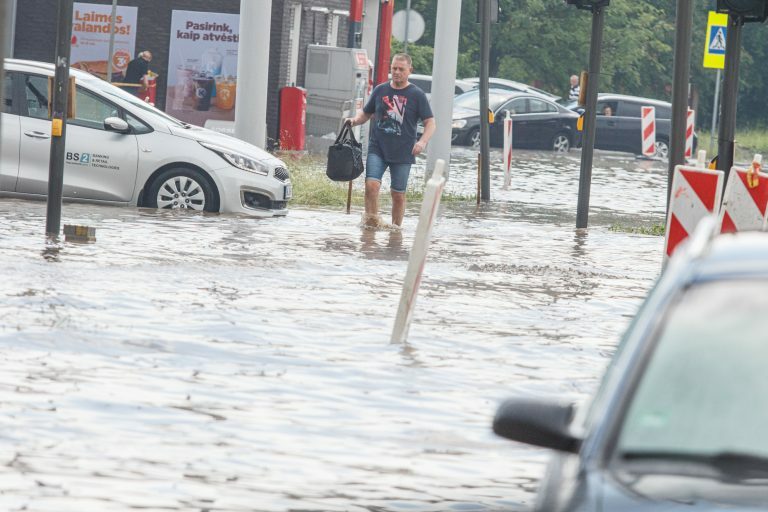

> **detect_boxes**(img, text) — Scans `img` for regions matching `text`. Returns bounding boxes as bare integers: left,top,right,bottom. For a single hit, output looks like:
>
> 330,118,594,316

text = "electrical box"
304,45,369,137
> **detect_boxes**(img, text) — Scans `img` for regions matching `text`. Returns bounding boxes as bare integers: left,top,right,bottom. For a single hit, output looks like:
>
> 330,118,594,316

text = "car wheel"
466,128,480,148
551,133,571,152
654,139,669,159
146,167,219,212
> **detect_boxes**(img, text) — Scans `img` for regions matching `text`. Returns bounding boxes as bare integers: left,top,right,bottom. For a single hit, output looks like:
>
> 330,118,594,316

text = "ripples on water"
0,148,665,511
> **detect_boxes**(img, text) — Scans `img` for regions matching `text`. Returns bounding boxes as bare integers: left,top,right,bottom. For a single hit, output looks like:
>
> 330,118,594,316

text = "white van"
0,59,291,217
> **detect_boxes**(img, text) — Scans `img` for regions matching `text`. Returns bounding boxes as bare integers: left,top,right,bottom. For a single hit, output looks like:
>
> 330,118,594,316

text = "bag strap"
335,120,351,144
346,123,359,145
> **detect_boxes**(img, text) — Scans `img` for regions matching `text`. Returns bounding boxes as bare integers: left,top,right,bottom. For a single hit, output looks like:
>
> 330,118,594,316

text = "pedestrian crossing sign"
703,11,727,69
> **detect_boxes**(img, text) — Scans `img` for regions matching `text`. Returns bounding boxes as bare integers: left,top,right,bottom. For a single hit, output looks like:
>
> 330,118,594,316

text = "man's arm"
345,111,373,127
412,117,435,156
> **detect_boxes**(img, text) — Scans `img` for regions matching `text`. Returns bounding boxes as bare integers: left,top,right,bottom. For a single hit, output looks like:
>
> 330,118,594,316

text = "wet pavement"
0,147,666,511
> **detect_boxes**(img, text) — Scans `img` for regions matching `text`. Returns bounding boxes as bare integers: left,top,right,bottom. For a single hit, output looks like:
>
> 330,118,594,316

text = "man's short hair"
391,53,412,67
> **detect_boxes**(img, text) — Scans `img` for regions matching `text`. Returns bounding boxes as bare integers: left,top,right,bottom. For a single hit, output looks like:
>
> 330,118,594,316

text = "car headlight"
452,119,467,129
199,142,269,175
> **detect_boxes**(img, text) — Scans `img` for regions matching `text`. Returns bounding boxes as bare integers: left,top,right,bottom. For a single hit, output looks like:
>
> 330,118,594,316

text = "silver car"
1,59,291,217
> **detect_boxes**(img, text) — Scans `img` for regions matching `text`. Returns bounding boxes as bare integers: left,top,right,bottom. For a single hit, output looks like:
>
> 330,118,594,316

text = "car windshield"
82,76,188,127
453,90,511,111
615,279,768,462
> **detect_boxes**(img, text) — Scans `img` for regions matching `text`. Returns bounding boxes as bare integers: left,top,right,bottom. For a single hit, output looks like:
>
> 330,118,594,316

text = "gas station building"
5,0,376,149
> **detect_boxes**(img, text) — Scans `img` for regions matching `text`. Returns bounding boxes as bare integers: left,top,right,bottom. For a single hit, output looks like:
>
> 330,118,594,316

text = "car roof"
597,93,671,108
5,58,100,81
408,73,477,88
463,77,560,99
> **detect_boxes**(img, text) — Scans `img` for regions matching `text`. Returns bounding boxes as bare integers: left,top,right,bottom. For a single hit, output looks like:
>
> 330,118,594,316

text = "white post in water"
425,0,462,180
391,159,447,343
503,110,512,189
235,0,271,148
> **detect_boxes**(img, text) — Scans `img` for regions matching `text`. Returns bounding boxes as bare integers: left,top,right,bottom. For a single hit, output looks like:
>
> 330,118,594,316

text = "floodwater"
0,147,666,511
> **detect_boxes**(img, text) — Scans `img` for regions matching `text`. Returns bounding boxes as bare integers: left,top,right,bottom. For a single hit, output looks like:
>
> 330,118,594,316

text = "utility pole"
479,0,491,201
574,1,607,229
717,13,743,180
106,0,118,82
46,0,74,237
667,0,694,210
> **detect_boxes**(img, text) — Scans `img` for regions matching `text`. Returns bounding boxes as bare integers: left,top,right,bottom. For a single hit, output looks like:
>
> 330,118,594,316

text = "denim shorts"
365,152,412,193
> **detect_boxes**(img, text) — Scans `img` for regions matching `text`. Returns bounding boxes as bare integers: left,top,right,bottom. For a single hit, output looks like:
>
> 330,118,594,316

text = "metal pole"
106,0,117,82
666,0,693,210
403,0,411,54
0,0,7,152
575,5,605,229
374,0,394,86
479,0,491,201
347,0,363,48
717,14,742,180
46,0,74,237
708,68,720,158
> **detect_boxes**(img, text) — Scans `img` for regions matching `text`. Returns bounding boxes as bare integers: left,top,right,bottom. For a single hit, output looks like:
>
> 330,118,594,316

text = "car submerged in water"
493,218,768,511
1,59,291,217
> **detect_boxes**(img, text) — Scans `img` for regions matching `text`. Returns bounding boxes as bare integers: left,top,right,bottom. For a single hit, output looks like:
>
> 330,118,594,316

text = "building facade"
9,0,357,148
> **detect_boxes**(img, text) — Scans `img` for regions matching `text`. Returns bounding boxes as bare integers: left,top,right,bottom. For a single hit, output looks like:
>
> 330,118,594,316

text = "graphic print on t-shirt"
378,95,407,136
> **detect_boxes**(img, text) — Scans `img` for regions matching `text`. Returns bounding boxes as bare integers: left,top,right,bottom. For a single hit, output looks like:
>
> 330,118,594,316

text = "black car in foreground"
452,89,579,151
493,218,768,511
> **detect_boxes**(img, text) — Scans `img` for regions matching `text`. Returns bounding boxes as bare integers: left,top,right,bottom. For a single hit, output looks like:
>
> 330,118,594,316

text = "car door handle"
24,130,51,139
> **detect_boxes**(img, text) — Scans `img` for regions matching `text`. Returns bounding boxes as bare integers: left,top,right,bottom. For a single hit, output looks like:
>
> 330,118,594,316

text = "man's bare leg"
365,179,381,225
391,190,406,227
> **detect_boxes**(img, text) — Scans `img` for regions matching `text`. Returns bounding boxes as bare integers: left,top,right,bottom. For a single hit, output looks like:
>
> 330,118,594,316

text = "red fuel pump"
278,86,307,151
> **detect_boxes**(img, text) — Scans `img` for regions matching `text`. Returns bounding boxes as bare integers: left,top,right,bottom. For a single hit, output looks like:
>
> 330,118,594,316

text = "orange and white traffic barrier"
664,150,724,261
719,154,768,234
503,111,513,189
684,108,695,159
641,106,656,158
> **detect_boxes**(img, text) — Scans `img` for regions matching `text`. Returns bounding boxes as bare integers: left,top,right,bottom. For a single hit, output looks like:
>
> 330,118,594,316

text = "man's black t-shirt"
363,82,433,165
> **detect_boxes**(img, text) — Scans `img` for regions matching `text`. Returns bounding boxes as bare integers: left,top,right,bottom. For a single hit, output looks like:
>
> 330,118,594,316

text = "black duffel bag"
326,121,364,182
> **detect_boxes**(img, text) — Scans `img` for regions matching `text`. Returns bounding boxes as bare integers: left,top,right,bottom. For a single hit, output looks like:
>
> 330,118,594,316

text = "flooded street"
0,147,666,511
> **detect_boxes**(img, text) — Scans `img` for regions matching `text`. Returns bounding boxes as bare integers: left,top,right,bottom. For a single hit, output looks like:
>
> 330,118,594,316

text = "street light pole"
575,4,605,229
667,0,693,210
106,0,118,82
46,0,74,237
479,0,491,201
717,13,743,181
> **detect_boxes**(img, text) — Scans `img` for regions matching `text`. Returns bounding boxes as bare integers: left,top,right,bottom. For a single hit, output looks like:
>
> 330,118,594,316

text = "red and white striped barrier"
503,112,512,189
641,106,656,158
719,154,768,234
684,108,695,159
664,152,723,260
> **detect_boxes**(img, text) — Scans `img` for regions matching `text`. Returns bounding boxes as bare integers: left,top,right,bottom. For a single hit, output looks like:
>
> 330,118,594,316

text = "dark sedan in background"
452,89,580,151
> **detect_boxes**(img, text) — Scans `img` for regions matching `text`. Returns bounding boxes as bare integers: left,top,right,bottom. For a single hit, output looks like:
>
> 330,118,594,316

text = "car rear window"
615,279,768,460
410,78,431,93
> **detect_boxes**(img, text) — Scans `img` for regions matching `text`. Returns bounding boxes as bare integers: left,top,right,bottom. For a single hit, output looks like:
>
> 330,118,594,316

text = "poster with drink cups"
70,2,138,81
166,10,240,127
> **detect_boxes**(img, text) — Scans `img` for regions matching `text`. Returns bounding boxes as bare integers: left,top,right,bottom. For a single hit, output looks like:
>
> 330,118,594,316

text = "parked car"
462,76,561,102
566,93,694,158
396,73,477,101
0,59,291,216
452,89,579,151
493,218,768,511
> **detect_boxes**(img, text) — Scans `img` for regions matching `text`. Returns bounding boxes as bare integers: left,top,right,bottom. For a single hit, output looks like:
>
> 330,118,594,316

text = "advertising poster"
71,2,138,81
166,10,240,128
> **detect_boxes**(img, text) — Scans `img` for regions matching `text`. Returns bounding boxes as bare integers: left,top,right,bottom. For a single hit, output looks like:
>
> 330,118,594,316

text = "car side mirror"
104,116,129,133
493,398,581,454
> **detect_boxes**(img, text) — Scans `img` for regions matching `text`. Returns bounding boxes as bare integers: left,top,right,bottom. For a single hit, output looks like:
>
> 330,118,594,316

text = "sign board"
165,10,240,127
391,9,425,43
70,2,138,80
703,11,727,70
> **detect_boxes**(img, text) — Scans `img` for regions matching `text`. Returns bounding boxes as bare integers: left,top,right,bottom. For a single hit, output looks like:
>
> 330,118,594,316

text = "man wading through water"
346,54,436,228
